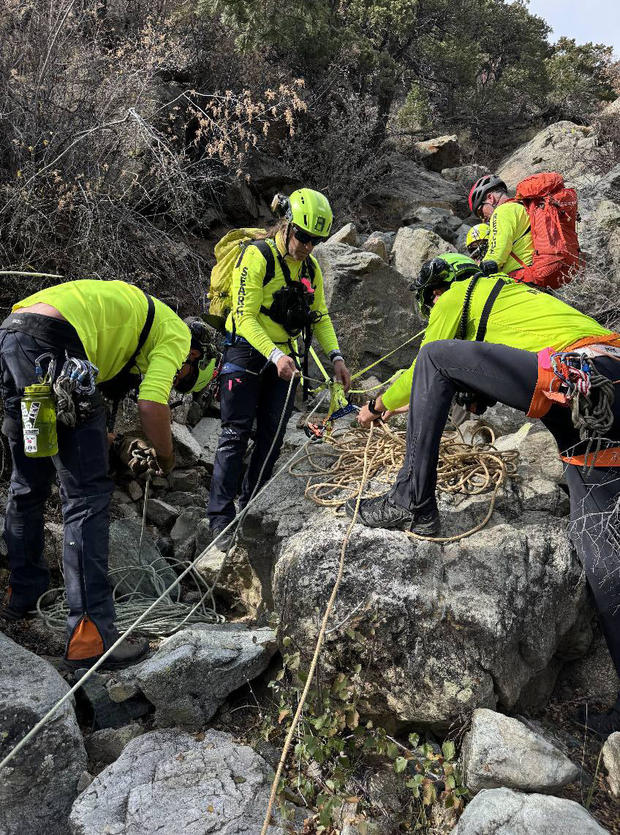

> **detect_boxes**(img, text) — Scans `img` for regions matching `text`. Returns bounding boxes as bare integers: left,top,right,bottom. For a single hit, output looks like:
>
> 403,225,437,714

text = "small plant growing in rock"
261,620,468,831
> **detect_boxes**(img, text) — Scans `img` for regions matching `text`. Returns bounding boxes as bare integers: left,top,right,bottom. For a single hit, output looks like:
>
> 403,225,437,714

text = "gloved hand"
479,260,499,276
115,436,160,476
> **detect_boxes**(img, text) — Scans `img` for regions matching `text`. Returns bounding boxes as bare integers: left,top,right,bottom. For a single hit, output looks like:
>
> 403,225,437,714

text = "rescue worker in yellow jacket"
207,188,350,544
351,254,620,737
468,174,534,279
0,280,214,668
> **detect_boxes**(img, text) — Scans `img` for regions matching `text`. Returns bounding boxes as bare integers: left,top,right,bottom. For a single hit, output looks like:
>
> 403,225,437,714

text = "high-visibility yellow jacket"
381,275,613,411
485,201,534,274
14,280,190,405
225,231,340,359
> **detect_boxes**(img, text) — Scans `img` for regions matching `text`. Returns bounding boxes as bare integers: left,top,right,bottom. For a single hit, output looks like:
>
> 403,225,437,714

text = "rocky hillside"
1,113,620,834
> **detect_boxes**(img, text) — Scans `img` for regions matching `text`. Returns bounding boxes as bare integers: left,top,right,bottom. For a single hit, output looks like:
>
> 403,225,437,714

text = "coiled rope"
290,422,519,543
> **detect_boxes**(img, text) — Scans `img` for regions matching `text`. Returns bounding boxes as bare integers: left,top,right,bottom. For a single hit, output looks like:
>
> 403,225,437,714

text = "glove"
479,260,499,276
115,436,160,476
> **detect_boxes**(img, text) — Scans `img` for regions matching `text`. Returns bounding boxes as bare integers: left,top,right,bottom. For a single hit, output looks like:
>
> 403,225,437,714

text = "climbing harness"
549,350,617,472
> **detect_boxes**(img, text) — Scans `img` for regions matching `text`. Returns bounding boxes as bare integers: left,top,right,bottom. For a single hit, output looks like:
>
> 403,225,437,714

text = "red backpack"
509,172,584,290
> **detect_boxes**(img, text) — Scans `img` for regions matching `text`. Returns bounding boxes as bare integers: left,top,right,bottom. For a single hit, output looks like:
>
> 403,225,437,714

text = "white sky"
526,0,619,57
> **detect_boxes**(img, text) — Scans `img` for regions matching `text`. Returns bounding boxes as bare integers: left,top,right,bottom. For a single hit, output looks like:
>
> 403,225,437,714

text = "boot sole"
64,646,149,673
409,519,441,537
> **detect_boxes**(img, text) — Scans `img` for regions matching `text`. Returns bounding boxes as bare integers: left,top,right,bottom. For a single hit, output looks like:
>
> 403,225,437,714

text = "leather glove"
479,260,499,276
115,436,160,476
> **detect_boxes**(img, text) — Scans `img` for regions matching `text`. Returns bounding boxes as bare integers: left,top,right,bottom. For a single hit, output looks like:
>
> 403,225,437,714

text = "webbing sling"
458,276,505,342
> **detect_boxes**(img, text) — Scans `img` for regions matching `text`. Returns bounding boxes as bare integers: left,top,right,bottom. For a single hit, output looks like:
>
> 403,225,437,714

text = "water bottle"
21,383,58,457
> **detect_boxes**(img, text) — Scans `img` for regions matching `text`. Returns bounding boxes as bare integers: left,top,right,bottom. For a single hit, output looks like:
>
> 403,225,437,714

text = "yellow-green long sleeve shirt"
224,233,340,359
15,280,190,405
485,201,534,274
381,275,613,411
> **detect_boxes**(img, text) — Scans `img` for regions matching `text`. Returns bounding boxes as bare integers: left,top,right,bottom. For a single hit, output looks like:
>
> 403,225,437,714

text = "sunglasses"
292,225,324,246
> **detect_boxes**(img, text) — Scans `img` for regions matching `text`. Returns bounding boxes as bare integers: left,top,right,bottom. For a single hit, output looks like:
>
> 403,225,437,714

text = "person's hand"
357,402,385,429
333,359,351,393
276,355,299,381
116,437,160,477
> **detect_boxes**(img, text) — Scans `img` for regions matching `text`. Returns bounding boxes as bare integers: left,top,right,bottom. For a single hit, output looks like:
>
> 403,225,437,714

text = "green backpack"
207,227,269,328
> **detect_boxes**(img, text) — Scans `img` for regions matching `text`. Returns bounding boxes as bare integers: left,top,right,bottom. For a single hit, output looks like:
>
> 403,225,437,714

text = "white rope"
0,387,328,773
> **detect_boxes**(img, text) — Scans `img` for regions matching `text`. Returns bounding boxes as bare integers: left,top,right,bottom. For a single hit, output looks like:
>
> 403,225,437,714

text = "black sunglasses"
292,225,324,246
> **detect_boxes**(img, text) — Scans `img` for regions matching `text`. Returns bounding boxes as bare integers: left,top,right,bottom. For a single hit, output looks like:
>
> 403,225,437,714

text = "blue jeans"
0,325,116,653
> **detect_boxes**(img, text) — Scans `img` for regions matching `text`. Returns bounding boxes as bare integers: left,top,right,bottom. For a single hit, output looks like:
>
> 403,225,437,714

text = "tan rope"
290,423,519,543
260,424,377,833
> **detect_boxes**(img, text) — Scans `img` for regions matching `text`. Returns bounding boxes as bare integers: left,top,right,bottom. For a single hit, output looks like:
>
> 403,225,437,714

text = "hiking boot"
345,492,440,536
0,600,38,622
64,635,149,672
574,701,620,739
345,493,413,529
210,524,236,553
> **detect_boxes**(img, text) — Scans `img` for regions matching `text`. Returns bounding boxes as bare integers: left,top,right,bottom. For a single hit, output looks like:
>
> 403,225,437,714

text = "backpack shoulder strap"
236,239,277,285
458,275,481,340
128,291,155,370
475,278,505,342
305,256,316,283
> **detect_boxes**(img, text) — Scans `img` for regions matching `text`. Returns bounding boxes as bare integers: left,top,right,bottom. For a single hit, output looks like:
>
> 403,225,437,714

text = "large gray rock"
358,154,468,229
452,787,608,834
171,421,205,467
461,708,579,794
84,723,144,768
441,163,490,189
314,241,424,376
0,633,88,835
414,134,461,172
191,416,223,461
603,732,620,798
555,629,620,702
108,518,178,599
272,508,587,727
330,222,358,245
498,121,600,189
69,728,287,834
108,624,277,729
402,205,463,244
392,226,456,281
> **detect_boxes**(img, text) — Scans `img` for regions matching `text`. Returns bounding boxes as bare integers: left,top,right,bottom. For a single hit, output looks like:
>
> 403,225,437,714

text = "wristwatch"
367,397,383,416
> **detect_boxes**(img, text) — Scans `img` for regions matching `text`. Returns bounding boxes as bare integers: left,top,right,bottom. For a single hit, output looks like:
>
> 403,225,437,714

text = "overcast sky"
526,0,619,57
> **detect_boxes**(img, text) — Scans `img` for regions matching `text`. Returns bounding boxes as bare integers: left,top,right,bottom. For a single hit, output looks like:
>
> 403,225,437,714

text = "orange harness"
527,333,620,467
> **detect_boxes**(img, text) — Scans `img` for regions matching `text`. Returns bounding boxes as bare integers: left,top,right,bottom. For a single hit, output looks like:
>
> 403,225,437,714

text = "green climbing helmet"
287,188,333,238
412,253,480,317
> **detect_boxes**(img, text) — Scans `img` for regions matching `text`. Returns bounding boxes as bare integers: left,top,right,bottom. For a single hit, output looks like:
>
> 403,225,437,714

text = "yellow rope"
260,425,377,834
290,423,520,543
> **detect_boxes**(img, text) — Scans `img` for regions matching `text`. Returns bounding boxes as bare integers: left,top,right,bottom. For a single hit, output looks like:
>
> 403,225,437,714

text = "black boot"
345,492,440,536
574,692,620,738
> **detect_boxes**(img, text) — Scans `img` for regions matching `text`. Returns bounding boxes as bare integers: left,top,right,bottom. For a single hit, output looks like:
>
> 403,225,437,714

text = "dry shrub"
0,0,306,315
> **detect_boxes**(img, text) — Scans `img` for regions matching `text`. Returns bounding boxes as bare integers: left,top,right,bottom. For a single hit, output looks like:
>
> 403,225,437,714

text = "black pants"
390,340,620,676
0,320,116,656
207,340,298,529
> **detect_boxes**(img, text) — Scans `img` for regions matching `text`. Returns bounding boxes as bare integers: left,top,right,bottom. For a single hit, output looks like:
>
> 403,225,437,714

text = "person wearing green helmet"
208,188,350,545
347,254,620,737
465,223,490,263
